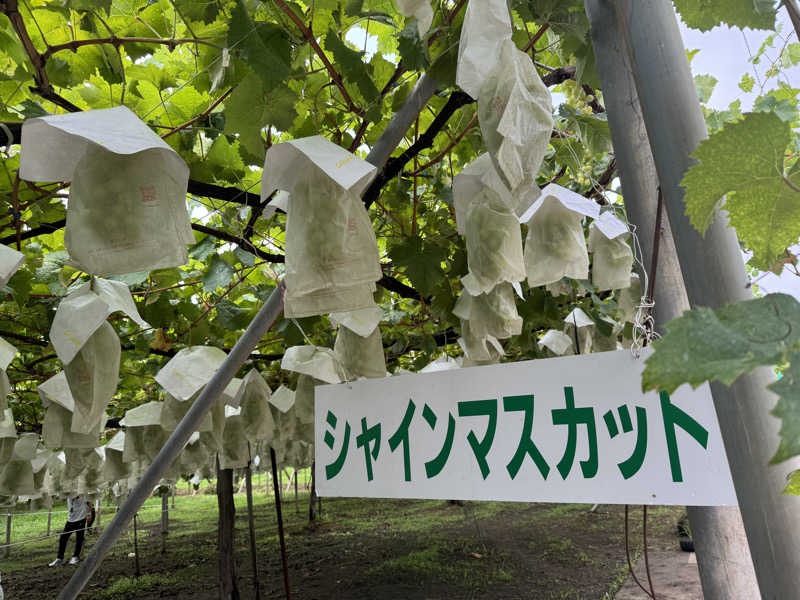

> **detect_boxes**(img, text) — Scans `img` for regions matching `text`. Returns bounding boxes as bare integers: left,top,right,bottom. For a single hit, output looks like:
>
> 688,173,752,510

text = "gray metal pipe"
365,74,439,169
615,1,800,597
58,282,286,600
584,2,760,597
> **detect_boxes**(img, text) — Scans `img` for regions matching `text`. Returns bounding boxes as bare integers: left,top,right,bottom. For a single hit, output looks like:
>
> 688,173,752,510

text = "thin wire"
560,138,658,356
625,218,661,357
290,318,314,346
562,135,659,357
0,505,168,549
2,503,167,517
291,319,353,382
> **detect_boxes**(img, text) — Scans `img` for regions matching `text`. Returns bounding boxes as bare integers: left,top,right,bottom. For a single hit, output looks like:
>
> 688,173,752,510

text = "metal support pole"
583,2,760,597
365,74,439,169
47,508,52,537
615,1,800,597
245,461,261,600
294,470,299,514
59,283,285,600
270,447,291,600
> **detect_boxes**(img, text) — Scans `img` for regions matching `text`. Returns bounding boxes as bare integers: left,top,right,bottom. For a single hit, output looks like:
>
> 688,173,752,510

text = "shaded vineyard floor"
3,485,685,600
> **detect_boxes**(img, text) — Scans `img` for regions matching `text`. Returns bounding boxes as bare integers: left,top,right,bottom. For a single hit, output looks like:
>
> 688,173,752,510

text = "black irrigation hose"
623,504,657,599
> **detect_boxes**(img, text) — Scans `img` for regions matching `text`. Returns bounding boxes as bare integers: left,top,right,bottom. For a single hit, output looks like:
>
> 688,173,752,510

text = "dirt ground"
3,495,686,599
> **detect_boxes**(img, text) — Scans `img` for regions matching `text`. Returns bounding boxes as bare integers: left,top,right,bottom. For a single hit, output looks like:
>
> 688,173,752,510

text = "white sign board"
315,349,737,506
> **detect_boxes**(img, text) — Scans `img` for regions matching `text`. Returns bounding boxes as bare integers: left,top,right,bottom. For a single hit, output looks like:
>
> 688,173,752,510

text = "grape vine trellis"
0,0,798,597
0,0,622,435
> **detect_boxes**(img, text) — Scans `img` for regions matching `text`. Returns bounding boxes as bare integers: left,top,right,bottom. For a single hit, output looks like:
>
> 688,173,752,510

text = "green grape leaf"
226,71,299,155
173,0,220,23
739,72,755,93
785,43,800,67
642,293,800,393
202,254,235,292
141,294,177,329
34,250,70,283
784,469,800,495
552,138,584,174
202,135,246,182
694,74,717,103
681,111,800,269
7,268,32,305
65,0,112,13
228,0,291,94
263,84,300,132
769,352,800,464
324,28,379,103
753,93,798,122
573,38,601,90
673,0,776,32
396,20,428,72
212,298,253,330
224,71,268,159
109,272,149,286
388,238,446,296
558,105,611,155
189,236,217,261
0,21,27,66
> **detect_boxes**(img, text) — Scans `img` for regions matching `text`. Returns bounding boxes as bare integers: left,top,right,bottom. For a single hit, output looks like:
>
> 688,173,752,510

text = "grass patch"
97,573,180,600
325,496,512,536
367,541,513,589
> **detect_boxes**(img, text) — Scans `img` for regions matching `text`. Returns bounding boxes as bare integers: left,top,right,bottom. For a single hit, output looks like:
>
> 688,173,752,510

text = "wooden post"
4,513,10,558
309,462,317,522
217,459,240,600
160,492,168,555
132,513,140,578
47,508,52,537
294,470,299,515
270,447,291,600
245,462,261,600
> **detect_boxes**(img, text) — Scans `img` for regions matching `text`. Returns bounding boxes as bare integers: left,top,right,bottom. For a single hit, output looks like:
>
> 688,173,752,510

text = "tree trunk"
217,459,240,600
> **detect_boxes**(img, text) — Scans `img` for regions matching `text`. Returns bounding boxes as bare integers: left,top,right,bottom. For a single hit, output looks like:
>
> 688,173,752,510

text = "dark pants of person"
57,518,86,559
